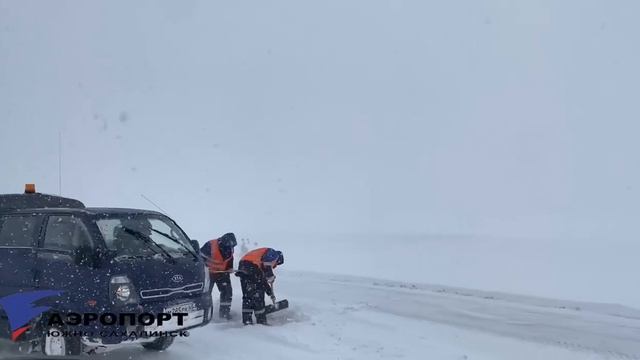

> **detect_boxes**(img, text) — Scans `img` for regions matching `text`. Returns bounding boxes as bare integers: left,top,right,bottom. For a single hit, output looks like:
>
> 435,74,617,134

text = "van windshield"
95,214,193,258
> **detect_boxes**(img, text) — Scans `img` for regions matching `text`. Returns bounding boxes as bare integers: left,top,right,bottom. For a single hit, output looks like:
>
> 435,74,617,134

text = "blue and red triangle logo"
0,290,63,341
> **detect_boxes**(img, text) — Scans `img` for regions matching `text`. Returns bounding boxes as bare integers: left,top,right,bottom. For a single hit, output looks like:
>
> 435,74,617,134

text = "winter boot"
242,310,254,325
219,305,232,320
255,310,268,325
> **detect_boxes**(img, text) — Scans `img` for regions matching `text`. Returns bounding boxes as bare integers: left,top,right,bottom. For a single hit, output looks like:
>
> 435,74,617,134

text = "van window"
44,215,93,251
96,214,192,257
0,215,40,247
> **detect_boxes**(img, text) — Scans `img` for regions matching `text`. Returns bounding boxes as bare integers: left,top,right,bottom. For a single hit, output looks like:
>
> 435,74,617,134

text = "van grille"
140,282,204,300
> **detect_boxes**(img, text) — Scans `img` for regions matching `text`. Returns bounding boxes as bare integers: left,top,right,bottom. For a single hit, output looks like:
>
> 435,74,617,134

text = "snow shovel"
264,299,289,315
264,281,288,314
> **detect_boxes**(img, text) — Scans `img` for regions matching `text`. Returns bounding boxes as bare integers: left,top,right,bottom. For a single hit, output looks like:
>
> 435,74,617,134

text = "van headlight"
203,265,210,293
110,276,138,305
115,284,131,300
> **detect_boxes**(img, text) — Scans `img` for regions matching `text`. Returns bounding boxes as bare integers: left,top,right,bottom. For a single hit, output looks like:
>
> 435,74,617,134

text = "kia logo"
171,275,184,283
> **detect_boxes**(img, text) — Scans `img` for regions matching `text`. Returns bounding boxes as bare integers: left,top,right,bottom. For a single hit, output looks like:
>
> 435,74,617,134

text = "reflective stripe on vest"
208,239,231,272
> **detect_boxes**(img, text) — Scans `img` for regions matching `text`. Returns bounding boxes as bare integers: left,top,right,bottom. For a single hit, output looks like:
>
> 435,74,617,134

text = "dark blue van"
0,186,212,356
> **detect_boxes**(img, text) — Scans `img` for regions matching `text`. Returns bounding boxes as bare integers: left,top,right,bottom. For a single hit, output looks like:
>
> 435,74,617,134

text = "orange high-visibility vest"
241,248,269,268
208,239,232,272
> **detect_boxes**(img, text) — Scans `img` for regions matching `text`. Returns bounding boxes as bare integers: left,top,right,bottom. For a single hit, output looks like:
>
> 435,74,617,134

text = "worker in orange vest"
200,233,237,320
236,247,284,325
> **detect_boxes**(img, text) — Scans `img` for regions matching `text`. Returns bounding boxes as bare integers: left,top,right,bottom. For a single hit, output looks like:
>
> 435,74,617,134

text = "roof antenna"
58,131,62,196
140,194,169,215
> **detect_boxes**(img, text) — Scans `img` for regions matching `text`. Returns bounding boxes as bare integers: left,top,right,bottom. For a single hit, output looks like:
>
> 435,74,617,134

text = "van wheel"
41,326,82,356
142,336,174,351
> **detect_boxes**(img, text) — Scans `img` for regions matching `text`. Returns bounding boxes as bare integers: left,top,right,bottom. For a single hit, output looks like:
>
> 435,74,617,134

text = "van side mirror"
190,239,200,252
74,246,100,268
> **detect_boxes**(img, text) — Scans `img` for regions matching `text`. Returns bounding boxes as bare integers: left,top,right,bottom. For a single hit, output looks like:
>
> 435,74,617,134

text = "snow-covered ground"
98,271,640,359
100,233,640,359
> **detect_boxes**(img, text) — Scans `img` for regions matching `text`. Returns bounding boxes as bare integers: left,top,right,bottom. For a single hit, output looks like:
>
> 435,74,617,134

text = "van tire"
142,336,175,351
41,326,82,356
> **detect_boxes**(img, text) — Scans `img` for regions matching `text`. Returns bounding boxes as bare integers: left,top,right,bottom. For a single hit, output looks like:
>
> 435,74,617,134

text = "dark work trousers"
240,276,267,325
209,273,233,319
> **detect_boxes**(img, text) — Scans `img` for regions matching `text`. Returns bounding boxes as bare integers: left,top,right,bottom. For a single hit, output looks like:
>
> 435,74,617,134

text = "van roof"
0,193,85,211
0,193,163,216
1,206,165,217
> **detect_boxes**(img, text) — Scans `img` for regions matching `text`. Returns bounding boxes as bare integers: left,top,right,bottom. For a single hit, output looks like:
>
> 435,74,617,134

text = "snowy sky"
1,0,639,240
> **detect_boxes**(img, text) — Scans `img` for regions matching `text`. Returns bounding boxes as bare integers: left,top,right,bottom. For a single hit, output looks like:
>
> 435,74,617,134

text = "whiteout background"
1,1,639,359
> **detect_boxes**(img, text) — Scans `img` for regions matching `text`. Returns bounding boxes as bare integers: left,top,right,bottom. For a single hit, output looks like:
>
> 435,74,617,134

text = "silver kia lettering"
171,275,184,283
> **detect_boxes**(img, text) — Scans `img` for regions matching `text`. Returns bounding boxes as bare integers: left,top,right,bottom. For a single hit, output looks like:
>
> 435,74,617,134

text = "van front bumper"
79,292,213,346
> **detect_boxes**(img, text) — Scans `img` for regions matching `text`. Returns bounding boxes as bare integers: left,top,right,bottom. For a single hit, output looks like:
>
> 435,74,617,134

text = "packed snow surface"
102,272,640,359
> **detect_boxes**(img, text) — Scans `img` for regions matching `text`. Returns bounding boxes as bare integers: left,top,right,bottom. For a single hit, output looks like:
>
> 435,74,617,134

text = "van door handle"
38,250,74,262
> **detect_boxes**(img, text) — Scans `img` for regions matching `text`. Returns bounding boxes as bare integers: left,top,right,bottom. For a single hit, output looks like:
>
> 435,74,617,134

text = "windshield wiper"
150,228,199,261
123,227,176,264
